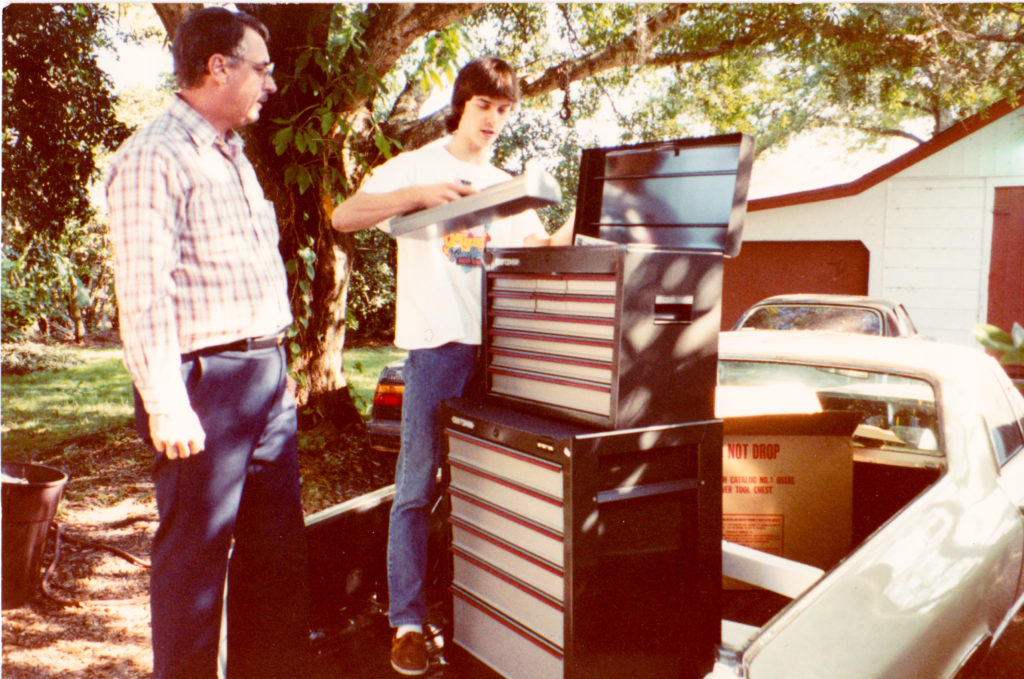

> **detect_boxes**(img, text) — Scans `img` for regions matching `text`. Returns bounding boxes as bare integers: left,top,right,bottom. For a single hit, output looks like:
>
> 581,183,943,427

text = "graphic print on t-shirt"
442,226,489,267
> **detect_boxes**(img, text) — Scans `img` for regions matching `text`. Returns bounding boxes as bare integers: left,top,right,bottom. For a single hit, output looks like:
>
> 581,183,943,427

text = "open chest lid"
572,132,754,257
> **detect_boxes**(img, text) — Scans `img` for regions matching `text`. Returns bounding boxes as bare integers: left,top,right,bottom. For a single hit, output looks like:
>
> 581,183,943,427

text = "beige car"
732,294,920,337
707,331,1024,679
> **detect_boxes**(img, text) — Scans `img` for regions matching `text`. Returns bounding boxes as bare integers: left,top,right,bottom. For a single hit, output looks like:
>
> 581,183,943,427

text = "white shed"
726,92,1024,347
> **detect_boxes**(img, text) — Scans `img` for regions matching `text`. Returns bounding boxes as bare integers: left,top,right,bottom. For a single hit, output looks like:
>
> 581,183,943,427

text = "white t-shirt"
362,141,546,350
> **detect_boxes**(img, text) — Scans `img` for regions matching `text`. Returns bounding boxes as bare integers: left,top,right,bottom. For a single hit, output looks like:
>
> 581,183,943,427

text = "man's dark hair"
173,7,269,89
444,57,520,134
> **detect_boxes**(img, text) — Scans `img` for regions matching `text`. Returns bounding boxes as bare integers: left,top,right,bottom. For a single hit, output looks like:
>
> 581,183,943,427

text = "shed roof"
749,89,1024,212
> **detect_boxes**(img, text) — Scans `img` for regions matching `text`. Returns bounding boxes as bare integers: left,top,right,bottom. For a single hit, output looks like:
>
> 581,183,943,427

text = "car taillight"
373,382,404,408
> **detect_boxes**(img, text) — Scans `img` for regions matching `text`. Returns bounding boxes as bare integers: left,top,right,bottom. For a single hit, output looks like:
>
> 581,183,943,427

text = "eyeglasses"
232,56,275,78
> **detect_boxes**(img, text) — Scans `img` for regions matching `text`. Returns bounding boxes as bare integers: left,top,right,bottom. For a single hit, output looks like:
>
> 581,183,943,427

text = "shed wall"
741,107,1024,346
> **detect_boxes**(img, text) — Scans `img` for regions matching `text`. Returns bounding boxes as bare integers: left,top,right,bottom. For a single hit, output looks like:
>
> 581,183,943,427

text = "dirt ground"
1,423,393,678
3,426,1023,678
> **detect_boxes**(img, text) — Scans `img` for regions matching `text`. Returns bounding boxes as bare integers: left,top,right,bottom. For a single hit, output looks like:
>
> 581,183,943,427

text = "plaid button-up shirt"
106,95,292,417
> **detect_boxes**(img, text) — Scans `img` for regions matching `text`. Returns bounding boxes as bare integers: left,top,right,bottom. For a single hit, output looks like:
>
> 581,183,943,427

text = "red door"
988,186,1024,379
988,187,1024,331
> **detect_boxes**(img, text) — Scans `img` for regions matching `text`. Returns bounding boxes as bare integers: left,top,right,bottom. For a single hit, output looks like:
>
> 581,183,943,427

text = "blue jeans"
140,346,309,679
388,342,478,627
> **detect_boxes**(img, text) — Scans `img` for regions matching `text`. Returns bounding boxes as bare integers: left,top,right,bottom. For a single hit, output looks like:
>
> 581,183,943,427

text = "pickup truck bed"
306,332,1024,678
302,418,944,678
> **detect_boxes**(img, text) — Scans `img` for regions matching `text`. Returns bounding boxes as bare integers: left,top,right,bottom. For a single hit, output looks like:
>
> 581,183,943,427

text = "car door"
742,365,1022,678
989,369,1024,603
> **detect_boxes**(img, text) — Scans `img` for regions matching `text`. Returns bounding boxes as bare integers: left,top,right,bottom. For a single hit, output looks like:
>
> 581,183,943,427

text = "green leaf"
999,350,1024,367
973,324,1014,353
295,49,312,73
320,111,335,136
296,167,313,195
273,126,295,155
374,132,392,158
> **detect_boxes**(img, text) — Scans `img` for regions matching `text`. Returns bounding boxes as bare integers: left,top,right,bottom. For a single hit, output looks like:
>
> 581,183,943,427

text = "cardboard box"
721,412,858,573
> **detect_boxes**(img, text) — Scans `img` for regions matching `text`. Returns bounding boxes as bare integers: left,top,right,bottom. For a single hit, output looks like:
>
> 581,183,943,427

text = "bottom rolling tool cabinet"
441,398,722,679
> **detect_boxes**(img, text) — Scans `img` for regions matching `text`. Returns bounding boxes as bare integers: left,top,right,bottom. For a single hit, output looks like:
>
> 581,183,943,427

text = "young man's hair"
173,7,269,89
444,57,520,134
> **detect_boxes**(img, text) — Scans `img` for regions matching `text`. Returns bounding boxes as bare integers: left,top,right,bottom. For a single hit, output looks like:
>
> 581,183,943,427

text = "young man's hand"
332,181,478,233
413,181,477,210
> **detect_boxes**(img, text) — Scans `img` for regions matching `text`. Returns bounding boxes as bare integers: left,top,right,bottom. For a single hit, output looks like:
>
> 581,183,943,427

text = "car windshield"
740,305,883,335
718,359,940,455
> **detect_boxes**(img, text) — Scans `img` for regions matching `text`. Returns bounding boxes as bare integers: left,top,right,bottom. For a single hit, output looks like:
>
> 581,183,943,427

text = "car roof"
744,294,906,310
718,331,993,386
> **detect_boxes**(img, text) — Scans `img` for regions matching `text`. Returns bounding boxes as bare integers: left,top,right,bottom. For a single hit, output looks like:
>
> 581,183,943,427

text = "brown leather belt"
184,331,286,358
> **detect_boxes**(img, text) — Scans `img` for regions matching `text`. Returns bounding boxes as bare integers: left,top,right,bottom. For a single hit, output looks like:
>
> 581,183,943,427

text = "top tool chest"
479,133,754,429
482,244,724,429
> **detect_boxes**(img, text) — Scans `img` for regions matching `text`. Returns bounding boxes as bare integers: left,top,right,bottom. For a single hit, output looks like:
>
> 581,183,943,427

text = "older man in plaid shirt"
106,8,308,678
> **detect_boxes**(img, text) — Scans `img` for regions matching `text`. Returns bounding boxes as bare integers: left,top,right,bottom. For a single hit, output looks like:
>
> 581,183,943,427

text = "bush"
346,228,397,346
1,342,84,375
974,322,1024,394
1,252,40,342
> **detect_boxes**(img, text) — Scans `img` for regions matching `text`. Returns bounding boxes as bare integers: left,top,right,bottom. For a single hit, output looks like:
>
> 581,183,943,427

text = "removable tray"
388,167,561,237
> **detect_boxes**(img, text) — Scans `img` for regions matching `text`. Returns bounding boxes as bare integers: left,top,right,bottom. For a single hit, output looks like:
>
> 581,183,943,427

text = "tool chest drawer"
448,460,563,533
450,517,563,600
448,489,564,567
451,587,564,679
447,431,563,498
451,549,564,647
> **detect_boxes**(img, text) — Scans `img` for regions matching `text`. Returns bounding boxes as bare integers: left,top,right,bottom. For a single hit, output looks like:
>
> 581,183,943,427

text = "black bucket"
2,461,69,609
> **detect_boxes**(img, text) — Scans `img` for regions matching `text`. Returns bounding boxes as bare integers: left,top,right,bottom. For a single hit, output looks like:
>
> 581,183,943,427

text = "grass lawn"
340,345,406,417
1,342,407,462
1,346,134,461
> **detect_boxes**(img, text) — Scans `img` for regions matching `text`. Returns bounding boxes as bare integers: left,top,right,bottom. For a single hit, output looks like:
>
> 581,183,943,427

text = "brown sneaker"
391,630,428,676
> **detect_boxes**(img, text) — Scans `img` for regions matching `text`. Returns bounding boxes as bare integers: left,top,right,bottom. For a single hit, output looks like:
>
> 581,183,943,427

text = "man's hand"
149,409,206,460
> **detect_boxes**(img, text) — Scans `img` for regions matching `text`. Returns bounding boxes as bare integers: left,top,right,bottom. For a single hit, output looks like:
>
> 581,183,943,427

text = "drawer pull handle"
654,295,694,324
596,479,699,504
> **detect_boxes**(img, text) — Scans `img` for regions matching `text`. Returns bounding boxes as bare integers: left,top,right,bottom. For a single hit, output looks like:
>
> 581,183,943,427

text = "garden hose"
40,521,150,607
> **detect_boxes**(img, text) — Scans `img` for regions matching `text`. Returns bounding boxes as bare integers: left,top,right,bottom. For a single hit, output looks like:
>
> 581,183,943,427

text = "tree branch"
919,3,1024,45
520,4,691,98
152,3,203,42
845,124,926,145
333,3,482,163
387,62,436,129
359,3,483,76
382,4,776,153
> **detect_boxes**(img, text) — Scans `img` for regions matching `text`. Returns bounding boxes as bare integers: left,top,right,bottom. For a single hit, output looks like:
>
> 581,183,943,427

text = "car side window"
979,371,1024,466
998,380,1024,466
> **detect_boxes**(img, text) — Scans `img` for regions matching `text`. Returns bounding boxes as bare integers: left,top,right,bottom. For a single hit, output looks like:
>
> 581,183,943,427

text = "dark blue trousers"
137,346,309,679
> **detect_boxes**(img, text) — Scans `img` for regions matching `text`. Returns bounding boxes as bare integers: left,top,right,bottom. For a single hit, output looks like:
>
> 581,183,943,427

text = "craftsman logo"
450,416,475,430
492,257,521,267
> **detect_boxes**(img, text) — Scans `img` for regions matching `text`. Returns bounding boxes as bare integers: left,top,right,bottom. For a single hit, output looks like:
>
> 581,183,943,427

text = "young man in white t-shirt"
332,57,571,675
